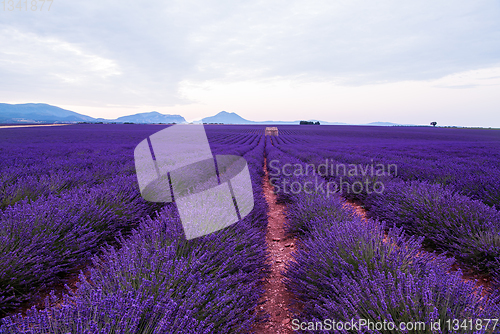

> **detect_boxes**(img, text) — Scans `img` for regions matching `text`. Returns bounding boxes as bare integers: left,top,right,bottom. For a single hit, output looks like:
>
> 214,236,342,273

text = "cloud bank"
1,0,499,125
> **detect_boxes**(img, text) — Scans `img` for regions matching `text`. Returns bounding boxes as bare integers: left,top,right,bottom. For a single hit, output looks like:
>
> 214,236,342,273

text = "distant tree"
300,121,320,125
315,121,320,125
430,121,437,127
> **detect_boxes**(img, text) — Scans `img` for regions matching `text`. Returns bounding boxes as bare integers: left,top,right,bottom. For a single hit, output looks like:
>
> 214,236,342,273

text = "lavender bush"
1,124,270,332
264,137,500,333
270,125,500,282
3,123,500,332
272,125,500,208
366,180,500,281
284,204,500,333
0,174,159,313
2,206,267,333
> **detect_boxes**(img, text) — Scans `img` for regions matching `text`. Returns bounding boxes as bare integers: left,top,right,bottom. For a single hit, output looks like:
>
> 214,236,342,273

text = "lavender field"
1,124,500,333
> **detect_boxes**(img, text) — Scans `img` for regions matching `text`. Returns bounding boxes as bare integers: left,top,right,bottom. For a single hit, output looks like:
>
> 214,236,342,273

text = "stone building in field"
265,127,279,136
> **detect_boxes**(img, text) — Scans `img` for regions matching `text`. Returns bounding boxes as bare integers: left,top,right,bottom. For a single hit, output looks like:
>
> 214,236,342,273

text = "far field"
1,124,499,333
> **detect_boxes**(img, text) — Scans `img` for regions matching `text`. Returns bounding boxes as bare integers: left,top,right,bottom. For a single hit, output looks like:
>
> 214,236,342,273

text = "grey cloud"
1,0,499,106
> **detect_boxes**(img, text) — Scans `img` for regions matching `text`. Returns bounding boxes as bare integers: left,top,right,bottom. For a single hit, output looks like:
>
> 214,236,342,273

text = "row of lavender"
0,125,169,313
0,125,261,210
0,126,138,209
265,137,500,333
0,125,269,331
2,125,271,333
272,126,500,284
275,126,500,207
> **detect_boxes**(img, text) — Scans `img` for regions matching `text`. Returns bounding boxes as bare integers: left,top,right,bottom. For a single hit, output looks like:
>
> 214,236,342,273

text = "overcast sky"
1,0,499,126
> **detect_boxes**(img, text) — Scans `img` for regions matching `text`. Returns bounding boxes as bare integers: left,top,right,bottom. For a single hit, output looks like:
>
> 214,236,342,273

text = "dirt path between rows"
253,158,297,334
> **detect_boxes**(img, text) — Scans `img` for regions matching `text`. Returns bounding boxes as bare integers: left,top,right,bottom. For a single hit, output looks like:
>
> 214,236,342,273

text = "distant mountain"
199,111,347,125
0,104,186,124
201,111,255,124
366,122,401,126
0,103,410,126
100,111,186,124
0,103,95,123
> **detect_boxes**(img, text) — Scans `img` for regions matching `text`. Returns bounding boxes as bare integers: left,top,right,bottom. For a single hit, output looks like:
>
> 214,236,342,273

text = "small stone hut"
265,127,279,136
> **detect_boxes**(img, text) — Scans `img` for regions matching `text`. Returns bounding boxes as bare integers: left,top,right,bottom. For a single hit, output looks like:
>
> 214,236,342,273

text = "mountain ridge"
199,111,350,125
96,111,186,124
0,103,410,126
0,103,94,123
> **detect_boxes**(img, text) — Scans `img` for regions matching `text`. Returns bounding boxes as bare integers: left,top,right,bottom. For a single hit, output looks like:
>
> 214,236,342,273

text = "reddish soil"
6,264,92,317
253,159,297,334
343,200,367,219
